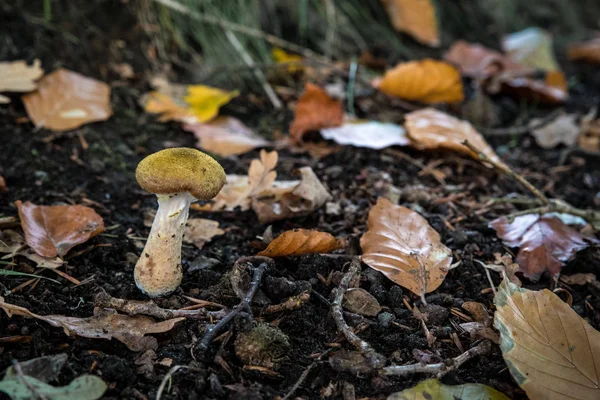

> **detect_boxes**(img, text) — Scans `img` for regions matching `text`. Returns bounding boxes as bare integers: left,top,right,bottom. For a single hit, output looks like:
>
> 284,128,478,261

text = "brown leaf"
342,288,382,317
248,150,279,197
444,40,526,79
0,59,44,103
0,175,6,192
183,218,224,249
289,83,343,142
530,113,580,149
380,0,440,47
0,229,63,269
257,229,344,257
462,301,489,324
560,273,597,286
490,214,594,281
22,69,112,132
360,197,452,298
568,38,600,64
494,280,600,400
491,70,568,105
16,201,104,258
184,116,271,156
404,108,504,167
0,297,183,352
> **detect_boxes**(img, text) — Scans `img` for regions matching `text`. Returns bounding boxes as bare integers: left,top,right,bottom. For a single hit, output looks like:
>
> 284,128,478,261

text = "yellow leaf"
381,0,440,47
388,379,510,400
272,48,303,73
258,229,345,257
184,85,239,123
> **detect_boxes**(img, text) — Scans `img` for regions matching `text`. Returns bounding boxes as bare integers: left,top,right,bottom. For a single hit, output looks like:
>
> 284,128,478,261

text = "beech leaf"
16,201,104,258
320,121,410,149
494,280,600,400
22,69,112,132
257,229,344,257
183,218,224,249
490,214,594,281
343,288,382,317
388,378,510,400
0,59,44,104
360,197,452,298
380,0,440,47
290,83,343,142
444,40,524,79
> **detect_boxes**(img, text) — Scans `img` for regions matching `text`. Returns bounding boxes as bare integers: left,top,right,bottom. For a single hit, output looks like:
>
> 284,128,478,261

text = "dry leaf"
257,229,344,257
462,301,490,324
490,214,594,281
530,113,580,149
568,38,600,64
380,0,440,47
320,121,410,149
502,28,560,72
0,176,6,192
22,69,112,131
490,70,568,105
494,279,600,400
342,288,382,317
16,201,104,258
0,59,44,104
142,92,197,124
289,83,343,142
444,40,522,79
579,111,600,152
377,59,464,104
389,378,510,400
272,48,303,73
0,297,183,352
185,85,239,123
360,197,452,298
0,230,63,269
248,150,279,197
184,116,271,156
183,218,224,249
404,108,504,167
560,273,597,286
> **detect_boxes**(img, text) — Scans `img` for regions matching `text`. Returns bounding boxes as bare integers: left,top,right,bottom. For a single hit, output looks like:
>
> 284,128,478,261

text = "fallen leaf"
184,116,271,156
494,279,600,400
404,108,504,167
579,111,600,152
360,197,452,298
530,113,580,149
185,85,239,123
0,176,6,192
16,201,104,258
490,214,594,281
560,273,597,286
462,301,490,324
183,218,224,249
142,92,197,124
343,288,382,317
460,321,500,344
388,378,510,399
289,83,343,142
320,121,410,149
444,40,522,79
0,59,44,104
490,70,568,105
0,229,64,269
0,374,106,400
22,69,112,132
5,354,68,383
248,150,279,197
568,38,600,64
502,28,560,72
380,0,440,47
257,229,344,257
0,297,184,352
272,47,303,73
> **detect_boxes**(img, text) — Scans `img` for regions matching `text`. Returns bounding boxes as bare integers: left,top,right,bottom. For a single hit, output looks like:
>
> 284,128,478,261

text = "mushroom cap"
136,148,226,199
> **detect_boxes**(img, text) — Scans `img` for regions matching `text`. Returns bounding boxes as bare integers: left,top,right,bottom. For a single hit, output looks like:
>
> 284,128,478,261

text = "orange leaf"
377,59,464,104
258,229,344,257
404,108,504,167
381,0,440,47
289,83,343,142
360,197,452,297
568,38,600,64
16,200,104,258
22,69,112,132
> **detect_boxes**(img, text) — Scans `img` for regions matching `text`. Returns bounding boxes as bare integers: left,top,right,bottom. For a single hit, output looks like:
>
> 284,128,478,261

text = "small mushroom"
134,148,226,297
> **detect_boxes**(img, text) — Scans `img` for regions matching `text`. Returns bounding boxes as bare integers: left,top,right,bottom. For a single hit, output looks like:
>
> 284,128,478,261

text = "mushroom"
134,148,226,297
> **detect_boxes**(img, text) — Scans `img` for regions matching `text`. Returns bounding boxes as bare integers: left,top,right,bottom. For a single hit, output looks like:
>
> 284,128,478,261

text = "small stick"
195,256,274,357
281,349,332,400
382,340,491,378
331,258,386,369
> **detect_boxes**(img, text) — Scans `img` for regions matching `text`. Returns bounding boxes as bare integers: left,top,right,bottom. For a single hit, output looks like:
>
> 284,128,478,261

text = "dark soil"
1,2,600,400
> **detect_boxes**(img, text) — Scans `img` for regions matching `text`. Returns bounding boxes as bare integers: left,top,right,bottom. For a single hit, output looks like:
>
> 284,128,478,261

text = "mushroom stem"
134,192,195,297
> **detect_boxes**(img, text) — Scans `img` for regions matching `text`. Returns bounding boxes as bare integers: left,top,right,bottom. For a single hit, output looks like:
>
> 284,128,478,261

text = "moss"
234,323,290,371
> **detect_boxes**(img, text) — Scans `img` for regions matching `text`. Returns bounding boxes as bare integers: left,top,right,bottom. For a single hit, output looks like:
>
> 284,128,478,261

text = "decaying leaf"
343,288,382,317
380,0,440,47
490,214,594,281
183,218,224,249
377,59,464,104
444,40,522,79
258,229,344,257
561,273,597,286
388,378,510,400
0,374,106,400
530,113,580,149
184,116,271,156
4,354,68,383
360,197,452,298
0,59,44,104
502,28,560,72
321,121,410,149
22,68,112,131
568,38,600,64
494,279,600,400
0,229,63,269
289,83,343,142
185,85,240,123
404,108,505,167
16,201,104,258
0,296,184,352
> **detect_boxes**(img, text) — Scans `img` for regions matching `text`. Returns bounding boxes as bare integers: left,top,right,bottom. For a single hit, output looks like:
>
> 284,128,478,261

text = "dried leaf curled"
258,229,344,257
183,218,224,249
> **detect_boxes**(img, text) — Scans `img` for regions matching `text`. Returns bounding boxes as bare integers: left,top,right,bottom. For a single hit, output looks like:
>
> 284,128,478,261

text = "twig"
330,258,386,369
282,349,332,400
195,256,274,357
263,292,310,314
224,30,282,109
156,365,202,400
382,340,491,378
11,360,49,400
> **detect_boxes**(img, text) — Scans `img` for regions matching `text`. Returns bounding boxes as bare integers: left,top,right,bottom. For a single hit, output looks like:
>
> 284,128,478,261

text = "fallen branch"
382,340,491,378
330,258,386,369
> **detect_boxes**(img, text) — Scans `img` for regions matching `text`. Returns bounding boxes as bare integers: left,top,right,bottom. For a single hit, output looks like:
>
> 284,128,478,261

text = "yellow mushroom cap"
136,148,226,199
